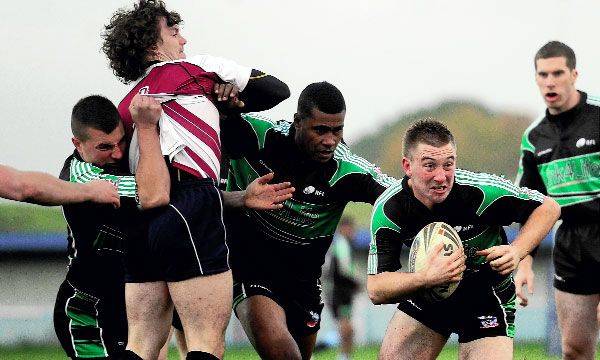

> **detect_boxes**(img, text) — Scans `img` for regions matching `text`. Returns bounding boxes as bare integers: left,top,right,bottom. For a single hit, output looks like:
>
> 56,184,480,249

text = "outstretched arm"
221,172,294,209
0,164,119,206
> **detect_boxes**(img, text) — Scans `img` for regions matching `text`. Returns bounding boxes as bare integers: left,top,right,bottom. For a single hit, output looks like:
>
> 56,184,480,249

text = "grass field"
0,343,565,359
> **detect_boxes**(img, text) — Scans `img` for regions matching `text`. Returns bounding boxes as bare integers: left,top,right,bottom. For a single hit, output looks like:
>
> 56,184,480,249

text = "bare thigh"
555,289,600,359
379,310,447,360
236,295,305,360
168,270,233,358
459,336,513,360
125,282,173,359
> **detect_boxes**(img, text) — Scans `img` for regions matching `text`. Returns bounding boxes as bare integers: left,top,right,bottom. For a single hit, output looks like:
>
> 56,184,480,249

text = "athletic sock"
119,350,144,360
186,350,220,360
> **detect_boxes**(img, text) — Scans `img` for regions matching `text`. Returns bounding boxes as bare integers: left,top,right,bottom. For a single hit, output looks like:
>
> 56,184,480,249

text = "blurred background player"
515,41,599,360
323,217,359,360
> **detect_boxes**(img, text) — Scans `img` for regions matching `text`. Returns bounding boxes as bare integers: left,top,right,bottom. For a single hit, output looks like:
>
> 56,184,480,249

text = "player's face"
73,123,126,167
403,142,456,209
535,56,579,115
294,108,345,163
154,17,187,61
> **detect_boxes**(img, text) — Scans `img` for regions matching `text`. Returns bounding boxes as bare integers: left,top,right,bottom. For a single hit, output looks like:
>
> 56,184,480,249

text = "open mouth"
545,92,559,102
431,185,447,194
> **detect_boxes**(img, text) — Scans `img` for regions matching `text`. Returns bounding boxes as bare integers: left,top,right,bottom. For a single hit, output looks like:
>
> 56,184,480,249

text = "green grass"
0,203,66,232
0,343,568,360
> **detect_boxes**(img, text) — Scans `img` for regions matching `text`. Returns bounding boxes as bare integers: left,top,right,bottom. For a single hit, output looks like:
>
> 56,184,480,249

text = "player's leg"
555,290,600,360
54,280,123,359
293,332,318,360
458,337,512,360
553,223,600,359
174,327,188,360
167,271,232,359
379,310,447,360
125,281,173,359
237,295,304,359
338,317,354,359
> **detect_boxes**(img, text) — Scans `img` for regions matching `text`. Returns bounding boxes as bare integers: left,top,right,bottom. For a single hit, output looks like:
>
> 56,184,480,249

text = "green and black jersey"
516,91,599,223
368,169,545,281
223,113,396,281
59,151,140,297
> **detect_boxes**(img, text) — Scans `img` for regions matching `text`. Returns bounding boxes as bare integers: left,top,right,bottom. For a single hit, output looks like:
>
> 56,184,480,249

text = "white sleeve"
186,54,252,91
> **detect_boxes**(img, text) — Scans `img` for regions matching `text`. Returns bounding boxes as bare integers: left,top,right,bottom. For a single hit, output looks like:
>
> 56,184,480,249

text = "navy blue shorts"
125,178,229,283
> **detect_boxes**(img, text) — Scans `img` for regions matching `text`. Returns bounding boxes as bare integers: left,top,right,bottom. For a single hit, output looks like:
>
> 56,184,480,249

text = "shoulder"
520,114,547,153
370,182,404,232
330,143,397,187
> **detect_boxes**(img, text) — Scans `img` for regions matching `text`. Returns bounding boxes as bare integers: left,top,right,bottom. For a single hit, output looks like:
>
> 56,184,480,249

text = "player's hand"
514,254,535,306
214,82,245,109
244,173,294,210
84,180,120,208
421,242,466,288
130,93,162,129
476,245,521,275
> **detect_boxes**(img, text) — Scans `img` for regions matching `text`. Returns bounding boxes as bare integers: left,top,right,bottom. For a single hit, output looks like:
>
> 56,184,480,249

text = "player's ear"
402,157,412,176
72,137,83,152
570,68,578,84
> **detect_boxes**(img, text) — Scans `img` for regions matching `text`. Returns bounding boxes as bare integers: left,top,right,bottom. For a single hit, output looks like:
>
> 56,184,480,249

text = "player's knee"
254,334,301,360
562,339,595,360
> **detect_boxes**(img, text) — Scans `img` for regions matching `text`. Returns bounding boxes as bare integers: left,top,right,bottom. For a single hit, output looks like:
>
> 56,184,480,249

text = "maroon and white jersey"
119,55,251,181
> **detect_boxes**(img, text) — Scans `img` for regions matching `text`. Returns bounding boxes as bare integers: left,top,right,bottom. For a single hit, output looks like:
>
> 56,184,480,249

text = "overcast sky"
1,0,598,174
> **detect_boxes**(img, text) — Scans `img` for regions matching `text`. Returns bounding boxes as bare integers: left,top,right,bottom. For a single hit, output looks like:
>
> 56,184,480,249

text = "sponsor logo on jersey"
453,225,473,232
478,315,499,329
537,148,553,156
138,86,150,94
576,138,596,148
302,185,325,197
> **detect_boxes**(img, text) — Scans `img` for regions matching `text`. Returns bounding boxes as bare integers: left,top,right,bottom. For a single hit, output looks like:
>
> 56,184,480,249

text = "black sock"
118,350,144,360
186,351,220,360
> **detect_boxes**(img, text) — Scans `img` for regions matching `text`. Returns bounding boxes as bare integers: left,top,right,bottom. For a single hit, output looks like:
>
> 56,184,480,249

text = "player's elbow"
138,190,170,210
367,276,386,305
546,196,561,221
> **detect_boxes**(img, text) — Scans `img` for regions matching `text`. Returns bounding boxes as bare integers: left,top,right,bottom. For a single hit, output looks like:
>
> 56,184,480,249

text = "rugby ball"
408,222,463,302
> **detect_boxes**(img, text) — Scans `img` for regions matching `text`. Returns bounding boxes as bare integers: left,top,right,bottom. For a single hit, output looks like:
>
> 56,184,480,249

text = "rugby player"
367,119,560,359
53,94,293,359
324,217,359,360
220,81,396,359
102,1,290,359
514,41,599,359
0,164,118,206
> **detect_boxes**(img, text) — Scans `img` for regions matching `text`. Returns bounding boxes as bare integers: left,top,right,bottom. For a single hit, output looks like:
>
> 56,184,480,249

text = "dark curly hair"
102,0,182,84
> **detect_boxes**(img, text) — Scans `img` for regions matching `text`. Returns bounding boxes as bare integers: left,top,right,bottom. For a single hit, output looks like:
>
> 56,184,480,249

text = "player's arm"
0,164,119,206
367,237,465,305
129,94,170,209
477,195,560,275
221,172,294,209
238,69,290,112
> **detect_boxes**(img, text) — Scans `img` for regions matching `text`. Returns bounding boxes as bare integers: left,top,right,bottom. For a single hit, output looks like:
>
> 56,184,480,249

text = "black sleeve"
517,151,548,195
238,69,290,112
220,113,262,159
479,194,543,226
334,173,388,204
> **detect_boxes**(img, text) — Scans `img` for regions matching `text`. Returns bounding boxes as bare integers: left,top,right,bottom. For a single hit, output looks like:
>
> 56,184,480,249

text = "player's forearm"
221,190,246,208
367,272,426,305
240,70,290,112
15,171,91,205
511,196,560,259
135,126,170,209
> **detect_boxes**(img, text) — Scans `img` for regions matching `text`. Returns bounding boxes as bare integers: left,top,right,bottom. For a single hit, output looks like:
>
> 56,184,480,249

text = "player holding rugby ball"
367,119,560,360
